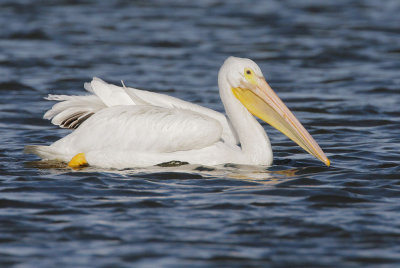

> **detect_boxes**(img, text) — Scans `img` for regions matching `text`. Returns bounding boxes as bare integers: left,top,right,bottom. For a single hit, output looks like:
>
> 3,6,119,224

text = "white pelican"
25,57,330,169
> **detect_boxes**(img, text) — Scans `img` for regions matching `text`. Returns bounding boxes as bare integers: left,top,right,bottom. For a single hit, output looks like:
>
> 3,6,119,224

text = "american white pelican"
25,57,330,169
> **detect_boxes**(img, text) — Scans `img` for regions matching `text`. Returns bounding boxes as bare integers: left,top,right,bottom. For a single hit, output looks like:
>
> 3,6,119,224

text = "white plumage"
26,57,330,168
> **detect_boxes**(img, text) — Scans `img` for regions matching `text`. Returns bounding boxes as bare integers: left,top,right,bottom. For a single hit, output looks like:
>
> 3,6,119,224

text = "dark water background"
1,0,400,267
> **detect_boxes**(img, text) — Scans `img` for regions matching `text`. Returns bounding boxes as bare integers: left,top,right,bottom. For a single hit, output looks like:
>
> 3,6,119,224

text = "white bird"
25,57,330,169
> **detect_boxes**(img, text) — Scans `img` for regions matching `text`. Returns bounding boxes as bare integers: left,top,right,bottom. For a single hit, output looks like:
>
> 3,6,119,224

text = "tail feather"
24,145,64,161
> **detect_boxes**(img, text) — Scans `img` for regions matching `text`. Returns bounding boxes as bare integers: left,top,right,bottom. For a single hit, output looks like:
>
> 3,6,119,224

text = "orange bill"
232,78,330,166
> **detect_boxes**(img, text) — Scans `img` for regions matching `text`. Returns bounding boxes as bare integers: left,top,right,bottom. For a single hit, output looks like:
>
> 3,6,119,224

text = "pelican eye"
244,67,257,85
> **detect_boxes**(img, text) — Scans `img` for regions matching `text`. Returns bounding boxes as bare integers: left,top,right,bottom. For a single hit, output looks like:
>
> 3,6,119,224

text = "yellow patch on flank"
68,153,88,168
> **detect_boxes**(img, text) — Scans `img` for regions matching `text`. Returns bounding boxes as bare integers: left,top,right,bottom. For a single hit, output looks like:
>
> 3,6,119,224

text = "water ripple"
1,0,400,267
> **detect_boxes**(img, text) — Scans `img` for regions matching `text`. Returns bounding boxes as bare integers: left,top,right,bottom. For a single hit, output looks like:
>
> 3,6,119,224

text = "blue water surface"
1,0,400,267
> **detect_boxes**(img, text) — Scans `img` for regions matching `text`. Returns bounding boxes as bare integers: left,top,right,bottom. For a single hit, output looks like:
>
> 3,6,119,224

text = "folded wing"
52,105,223,155
44,77,239,144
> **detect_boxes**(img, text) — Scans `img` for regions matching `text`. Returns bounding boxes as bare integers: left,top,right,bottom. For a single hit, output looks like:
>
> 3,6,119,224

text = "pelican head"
219,56,330,166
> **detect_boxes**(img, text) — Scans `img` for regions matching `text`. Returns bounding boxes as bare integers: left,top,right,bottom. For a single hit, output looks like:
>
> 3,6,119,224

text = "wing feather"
90,77,135,106
44,95,104,129
44,77,238,144
121,82,239,144
59,112,94,129
52,105,223,155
